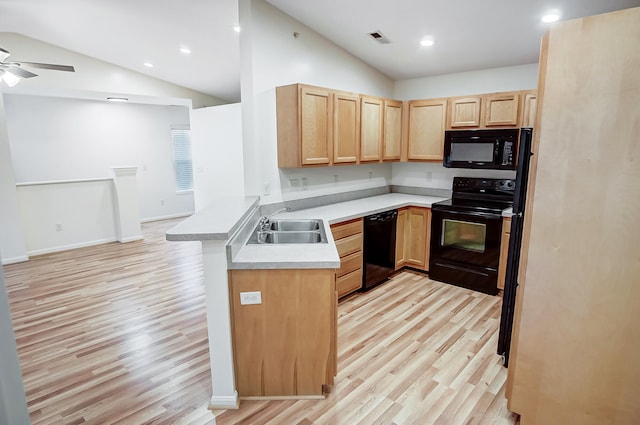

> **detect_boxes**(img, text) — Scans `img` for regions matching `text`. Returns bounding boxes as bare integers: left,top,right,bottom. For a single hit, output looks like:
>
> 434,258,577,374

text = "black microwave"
443,129,518,170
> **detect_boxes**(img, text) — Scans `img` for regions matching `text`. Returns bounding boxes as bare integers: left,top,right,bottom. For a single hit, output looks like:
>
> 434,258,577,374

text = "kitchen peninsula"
166,190,448,407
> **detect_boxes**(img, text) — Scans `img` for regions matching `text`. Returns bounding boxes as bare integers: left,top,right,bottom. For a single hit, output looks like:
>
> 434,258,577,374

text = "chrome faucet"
258,207,291,231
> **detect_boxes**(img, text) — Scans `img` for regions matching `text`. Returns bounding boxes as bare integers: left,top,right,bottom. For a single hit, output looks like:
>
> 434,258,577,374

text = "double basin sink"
247,219,328,244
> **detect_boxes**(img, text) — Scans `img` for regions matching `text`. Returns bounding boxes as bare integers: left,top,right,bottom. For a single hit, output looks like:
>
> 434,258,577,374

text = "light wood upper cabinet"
407,99,447,161
521,91,537,128
382,99,402,161
333,91,360,164
277,84,333,167
360,96,383,162
448,91,529,129
448,96,481,128
484,93,520,127
277,83,537,168
299,87,332,165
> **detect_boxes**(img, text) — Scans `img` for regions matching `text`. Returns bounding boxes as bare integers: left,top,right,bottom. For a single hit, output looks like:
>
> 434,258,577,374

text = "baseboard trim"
208,392,239,410
118,235,144,243
26,238,118,257
140,212,193,223
1,255,30,265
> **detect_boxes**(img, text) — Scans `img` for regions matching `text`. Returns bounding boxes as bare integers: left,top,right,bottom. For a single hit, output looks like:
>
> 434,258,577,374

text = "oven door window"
442,219,487,253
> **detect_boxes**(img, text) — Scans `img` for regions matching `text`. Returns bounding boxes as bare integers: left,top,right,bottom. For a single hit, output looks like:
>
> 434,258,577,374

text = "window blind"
170,129,193,191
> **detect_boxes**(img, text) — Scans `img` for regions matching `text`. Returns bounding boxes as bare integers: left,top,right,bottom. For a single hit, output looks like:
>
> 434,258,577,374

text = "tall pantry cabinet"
506,7,640,425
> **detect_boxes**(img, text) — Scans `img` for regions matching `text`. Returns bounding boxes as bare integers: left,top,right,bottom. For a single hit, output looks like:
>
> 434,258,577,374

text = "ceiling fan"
0,47,75,87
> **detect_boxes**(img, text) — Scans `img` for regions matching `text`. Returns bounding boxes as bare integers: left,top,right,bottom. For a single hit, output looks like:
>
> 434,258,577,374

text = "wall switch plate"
240,291,262,305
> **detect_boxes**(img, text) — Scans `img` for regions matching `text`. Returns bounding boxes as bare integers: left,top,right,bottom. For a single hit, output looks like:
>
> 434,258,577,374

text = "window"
170,128,193,191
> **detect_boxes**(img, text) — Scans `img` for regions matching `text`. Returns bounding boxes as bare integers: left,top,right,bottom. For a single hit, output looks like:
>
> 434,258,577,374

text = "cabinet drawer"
335,233,363,257
337,251,362,277
337,268,362,298
331,219,363,240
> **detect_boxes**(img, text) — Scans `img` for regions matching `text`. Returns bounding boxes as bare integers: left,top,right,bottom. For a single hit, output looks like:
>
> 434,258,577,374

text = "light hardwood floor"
4,218,519,425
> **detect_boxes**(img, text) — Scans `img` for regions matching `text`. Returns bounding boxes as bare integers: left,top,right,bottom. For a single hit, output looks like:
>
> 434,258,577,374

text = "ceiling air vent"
369,31,391,44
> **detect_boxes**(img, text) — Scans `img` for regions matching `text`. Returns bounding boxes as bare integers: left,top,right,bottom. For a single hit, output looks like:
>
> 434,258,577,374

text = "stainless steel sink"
259,231,324,244
247,219,327,244
269,219,321,231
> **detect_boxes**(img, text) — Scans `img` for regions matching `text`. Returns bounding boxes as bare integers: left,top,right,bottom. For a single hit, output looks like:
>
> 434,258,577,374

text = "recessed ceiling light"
420,37,435,47
542,11,561,23
144,62,154,68
107,97,128,102
179,47,191,54
233,25,241,33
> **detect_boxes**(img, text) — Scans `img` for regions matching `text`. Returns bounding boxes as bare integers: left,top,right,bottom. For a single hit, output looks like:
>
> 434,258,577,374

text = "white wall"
4,94,194,222
191,103,245,211
0,92,27,265
239,0,395,202
16,180,119,255
394,63,539,100
0,32,225,109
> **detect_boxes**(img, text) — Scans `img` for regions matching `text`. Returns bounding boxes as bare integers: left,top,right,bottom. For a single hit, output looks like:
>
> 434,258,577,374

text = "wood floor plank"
4,219,520,424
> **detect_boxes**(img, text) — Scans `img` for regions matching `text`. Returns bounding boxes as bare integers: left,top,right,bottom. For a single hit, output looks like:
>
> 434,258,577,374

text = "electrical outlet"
240,291,262,305
55,224,63,232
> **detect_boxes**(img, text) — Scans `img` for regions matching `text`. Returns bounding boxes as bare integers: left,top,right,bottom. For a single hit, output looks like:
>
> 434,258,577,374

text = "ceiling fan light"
1,70,20,87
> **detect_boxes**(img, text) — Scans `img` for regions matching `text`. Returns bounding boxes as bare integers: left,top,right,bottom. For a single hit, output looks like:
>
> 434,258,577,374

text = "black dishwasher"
362,209,398,290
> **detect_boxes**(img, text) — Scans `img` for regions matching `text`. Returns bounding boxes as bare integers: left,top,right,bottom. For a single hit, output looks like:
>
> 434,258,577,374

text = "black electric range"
429,178,515,295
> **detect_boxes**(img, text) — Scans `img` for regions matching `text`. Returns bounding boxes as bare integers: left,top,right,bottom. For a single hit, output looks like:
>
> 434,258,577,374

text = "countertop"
228,193,448,270
166,193,514,270
166,196,259,241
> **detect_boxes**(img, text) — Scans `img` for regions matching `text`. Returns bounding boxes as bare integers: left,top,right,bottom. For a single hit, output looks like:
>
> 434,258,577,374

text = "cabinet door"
395,208,407,269
360,96,383,162
333,92,360,164
449,96,481,128
230,269,335,396
497,217,512,289
383,100,402,161
407,99,447,160
405,207,429,269
300,87,332,165
521,92,537,128
484,93,520,127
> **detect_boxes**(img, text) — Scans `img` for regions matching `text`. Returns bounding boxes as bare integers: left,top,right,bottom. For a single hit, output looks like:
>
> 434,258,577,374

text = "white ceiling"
1,0,639,103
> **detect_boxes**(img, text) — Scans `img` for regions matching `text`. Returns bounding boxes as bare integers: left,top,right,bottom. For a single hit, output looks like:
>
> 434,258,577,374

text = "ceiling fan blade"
0,47,10,62
3,65,38,78
14,62,75,72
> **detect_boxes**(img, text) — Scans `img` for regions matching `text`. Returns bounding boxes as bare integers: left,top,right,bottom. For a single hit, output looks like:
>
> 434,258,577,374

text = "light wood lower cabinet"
395,208,407,269
497,217,512,290
229,269,337,398
396,207,431,271
331,218,364,298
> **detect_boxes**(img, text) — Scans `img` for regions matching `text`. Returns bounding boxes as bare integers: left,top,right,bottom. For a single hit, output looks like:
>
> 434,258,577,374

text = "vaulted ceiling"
1,0,639,102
